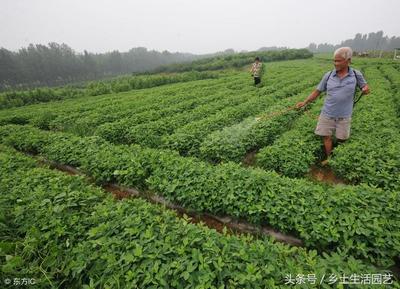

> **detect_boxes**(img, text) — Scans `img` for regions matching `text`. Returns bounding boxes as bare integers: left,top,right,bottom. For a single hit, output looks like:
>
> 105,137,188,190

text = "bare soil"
242,149,258,167
308,164,348,185
103,184,132,200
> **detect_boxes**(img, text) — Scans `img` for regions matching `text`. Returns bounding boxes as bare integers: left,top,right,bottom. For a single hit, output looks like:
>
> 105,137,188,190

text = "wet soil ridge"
40,157,303,247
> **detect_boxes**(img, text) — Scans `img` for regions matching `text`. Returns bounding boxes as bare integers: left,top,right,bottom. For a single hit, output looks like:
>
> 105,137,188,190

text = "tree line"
307,31,400,53
2,31,396,90
0,43,201,90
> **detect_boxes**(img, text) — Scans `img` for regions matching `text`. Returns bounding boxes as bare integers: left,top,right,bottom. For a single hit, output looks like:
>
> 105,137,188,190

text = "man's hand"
361,84,370,95
296,101,306,109
297,90,320,109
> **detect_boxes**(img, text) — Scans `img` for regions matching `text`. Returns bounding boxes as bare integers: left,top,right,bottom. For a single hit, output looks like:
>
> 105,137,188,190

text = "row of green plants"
45,61,313,140
87,71,220,95
96,68,319,146
198,94,307,163
255,98,324,178
98,88,257,146
92,74,252,140
0,59,323,139
0,71,220,110
194,60,330,164
46,63,316,147
155,49,313,73
379,64,400,118
51,76,233,134
162,77,321,156
93,64,316,143
1,125,399,267
2,145,392,288
64,79,243,138
0,86,84,110
161,95,273,156
0,74,231,130
329,66,400,192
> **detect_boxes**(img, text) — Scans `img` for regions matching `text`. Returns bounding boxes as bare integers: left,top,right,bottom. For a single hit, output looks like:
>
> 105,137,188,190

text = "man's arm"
355,70,370,95
361,84,370,95
296,89,321,109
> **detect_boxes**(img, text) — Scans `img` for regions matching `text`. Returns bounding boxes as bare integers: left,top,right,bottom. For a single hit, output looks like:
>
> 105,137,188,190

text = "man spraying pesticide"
295,47,370,165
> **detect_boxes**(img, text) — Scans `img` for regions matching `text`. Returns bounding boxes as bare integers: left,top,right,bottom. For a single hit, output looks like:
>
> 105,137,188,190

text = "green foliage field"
0,51,399,288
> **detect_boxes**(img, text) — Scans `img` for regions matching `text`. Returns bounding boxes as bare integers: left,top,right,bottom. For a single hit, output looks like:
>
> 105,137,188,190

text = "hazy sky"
1,0,399,54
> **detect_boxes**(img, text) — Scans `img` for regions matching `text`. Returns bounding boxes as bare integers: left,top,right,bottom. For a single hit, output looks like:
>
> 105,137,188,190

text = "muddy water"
308,164,348,185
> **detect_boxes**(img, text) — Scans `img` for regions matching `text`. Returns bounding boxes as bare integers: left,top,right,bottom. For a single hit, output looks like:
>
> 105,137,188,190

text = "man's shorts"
314,115,351,140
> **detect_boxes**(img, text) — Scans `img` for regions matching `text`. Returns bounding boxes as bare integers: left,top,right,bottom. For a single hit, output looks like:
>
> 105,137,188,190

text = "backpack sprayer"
353,91,365,106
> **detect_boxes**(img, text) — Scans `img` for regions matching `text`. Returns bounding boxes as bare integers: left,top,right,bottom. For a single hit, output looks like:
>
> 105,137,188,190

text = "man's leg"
315,115,335,162
323,136,333,156
326,118,350,164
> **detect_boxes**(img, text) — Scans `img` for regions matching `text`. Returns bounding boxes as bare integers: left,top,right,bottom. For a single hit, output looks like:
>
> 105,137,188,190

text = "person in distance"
250,57,264,86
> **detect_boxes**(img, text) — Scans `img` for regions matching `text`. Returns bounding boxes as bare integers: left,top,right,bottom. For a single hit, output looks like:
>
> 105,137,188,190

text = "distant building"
394,48,400,60
356,51,369,57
